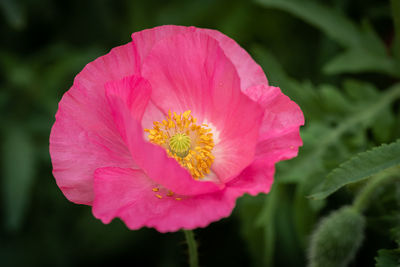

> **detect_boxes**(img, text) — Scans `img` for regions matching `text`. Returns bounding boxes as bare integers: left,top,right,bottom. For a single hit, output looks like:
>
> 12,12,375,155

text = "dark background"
1,0,399,266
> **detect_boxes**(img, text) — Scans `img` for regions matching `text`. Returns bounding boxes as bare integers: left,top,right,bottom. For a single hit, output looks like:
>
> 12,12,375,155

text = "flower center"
144,110,215,179
169,133,191,158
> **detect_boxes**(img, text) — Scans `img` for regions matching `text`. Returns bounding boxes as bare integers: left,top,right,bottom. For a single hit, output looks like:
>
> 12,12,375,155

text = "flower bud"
308,206,365,267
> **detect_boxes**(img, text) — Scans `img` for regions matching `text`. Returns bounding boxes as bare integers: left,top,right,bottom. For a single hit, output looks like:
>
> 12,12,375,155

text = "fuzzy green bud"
308,206,365,267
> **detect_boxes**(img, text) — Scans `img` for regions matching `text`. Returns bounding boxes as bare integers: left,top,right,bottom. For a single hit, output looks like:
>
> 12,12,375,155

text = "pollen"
144,110,215,179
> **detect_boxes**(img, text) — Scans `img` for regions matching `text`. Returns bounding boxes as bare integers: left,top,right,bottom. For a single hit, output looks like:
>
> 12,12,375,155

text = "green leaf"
342,79,379,102
256,185,280,266
273,186,303,266
293,183,318,248
323,49,399,77
256,0,400,77
319,84,352,115
237,194,268,267
372,108,396,143
2,126,35,231
255,0,361,48
310,139,400,199
359,20,387,56
280,83,400,186
375,249,400,267
391,226,400,247
391,0,400,60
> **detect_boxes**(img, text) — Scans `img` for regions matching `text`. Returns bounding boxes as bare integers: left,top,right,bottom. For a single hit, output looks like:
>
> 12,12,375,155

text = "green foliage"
391,0,400,60
310,139,400,199
1,126,35,231
375,249,400,267
253,46,400,188
255,0,361,47
237,194,270,267
251,2,400,266
323,48,399,76
374,224,400,266
256,0,400,77
308,207,365,267
392,227,400,247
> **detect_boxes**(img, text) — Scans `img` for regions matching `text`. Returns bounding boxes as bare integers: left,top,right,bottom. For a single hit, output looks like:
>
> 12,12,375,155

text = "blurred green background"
1,0,399,266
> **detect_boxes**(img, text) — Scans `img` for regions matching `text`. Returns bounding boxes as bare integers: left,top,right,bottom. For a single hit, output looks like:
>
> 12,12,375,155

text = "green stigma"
169,133,191,158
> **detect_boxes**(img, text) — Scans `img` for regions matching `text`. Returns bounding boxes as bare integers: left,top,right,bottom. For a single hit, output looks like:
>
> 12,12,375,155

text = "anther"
144,110,215,179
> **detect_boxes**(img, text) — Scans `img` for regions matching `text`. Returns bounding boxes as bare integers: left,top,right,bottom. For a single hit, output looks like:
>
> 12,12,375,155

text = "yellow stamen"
144,110,215,179
155,194,163,199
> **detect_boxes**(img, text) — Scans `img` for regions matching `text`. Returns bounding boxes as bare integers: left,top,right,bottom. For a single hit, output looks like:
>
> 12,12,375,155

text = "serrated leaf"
255,0,361,48
2,126,35,231
375,249,400,267
310,139,400,199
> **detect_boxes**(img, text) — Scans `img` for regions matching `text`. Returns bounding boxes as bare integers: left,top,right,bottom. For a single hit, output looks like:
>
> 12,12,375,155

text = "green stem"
256,184,279,266
353,167,399,212
183,230,199,267
391,0,400,59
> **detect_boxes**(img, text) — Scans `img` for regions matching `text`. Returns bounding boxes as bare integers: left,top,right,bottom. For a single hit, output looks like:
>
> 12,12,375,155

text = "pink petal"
93,167,237,232
105,77,223,195
104,75,151,122
49,43,138,205
200,28,268,89
141,100,166,131
244,84,304,162
92,167,153,224
227,160,275,197
141,31,264,183
132,25,194,71
132,25,268,89
255,131,303,162
77,42,139,93
245,85,304,139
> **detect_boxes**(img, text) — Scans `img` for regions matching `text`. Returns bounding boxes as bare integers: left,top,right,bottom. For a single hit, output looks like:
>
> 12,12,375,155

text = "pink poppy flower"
50,25,304,232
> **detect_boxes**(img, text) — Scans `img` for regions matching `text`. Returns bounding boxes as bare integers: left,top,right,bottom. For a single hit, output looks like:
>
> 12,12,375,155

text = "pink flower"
50,25,304,232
